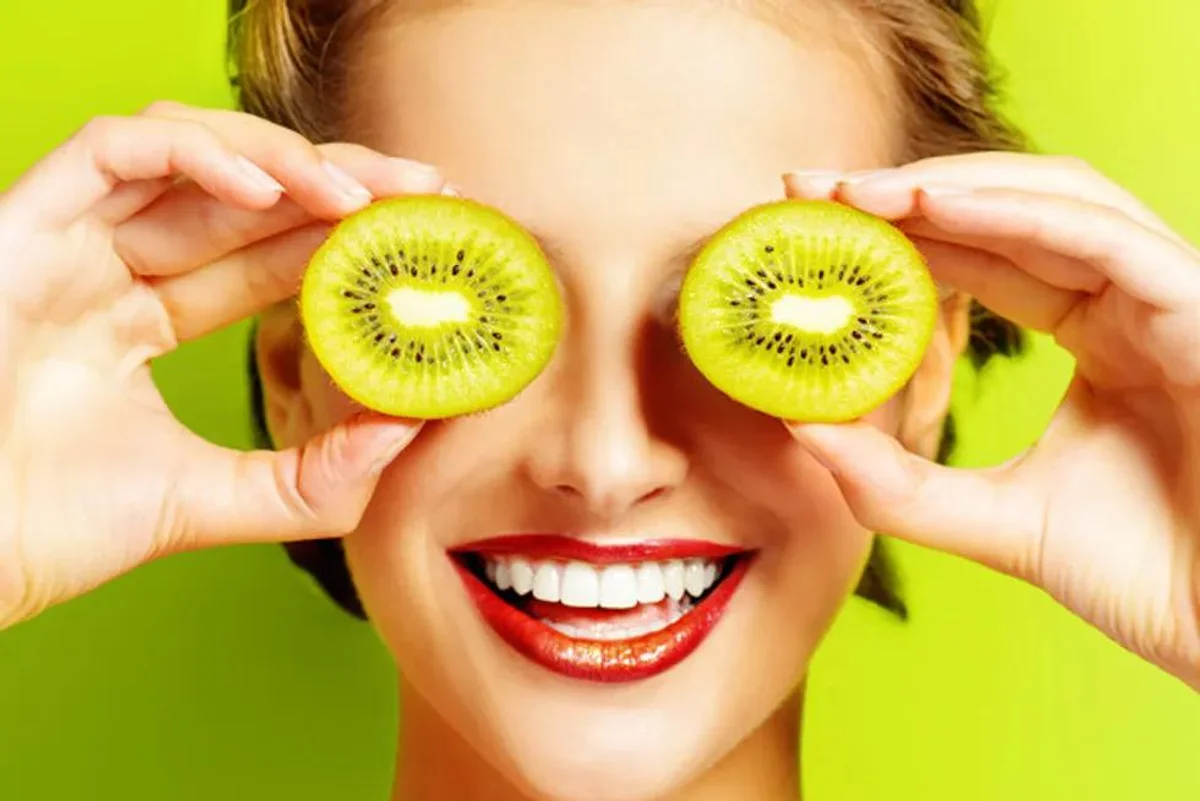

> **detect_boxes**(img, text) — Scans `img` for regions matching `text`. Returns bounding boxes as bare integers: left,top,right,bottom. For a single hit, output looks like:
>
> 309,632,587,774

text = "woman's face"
262,2,966,799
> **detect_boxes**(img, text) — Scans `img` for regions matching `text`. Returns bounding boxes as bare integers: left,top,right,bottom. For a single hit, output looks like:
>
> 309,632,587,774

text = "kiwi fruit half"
300,195,563,419
678,199,938,423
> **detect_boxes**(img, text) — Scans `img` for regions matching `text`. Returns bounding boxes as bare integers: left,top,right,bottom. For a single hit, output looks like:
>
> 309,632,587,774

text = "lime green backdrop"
0,1,1197,798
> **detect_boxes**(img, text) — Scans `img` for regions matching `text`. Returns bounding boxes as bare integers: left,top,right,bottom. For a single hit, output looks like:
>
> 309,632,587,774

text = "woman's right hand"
0,102,446,629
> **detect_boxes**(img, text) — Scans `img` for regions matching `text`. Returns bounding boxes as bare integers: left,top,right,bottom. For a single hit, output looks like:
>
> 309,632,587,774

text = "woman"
0,0,1195,799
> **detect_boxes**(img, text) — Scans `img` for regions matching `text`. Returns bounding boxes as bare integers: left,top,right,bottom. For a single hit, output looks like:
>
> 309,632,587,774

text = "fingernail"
789,424,840,471
391,157,444,193
918,183,971,197
322,160,373,206
366,423,423,476
236,156,285,193
441,183,461,197
391,157,441,180
783,170,843,195
838,169,892,185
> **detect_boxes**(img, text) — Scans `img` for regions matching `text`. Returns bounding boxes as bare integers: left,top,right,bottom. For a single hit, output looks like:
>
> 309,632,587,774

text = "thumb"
787,421,1045,581
173,412,423,547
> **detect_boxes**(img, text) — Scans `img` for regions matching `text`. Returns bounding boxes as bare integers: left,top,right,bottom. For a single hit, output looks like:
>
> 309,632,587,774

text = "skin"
0,1,1196,801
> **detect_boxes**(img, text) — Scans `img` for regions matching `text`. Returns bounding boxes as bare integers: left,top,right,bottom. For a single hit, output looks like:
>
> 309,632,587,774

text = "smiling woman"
231,0,1027,798
238,0,1026,631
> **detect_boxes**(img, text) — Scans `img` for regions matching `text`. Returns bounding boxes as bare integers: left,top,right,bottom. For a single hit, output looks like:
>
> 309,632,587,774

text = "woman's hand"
0,102,446,629
783,152,1200,691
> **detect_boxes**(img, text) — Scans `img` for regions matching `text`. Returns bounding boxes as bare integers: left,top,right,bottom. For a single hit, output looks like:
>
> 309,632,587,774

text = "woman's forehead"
342,1,900,250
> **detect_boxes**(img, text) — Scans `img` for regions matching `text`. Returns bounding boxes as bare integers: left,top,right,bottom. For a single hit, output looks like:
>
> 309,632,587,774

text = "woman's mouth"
449,535,752,683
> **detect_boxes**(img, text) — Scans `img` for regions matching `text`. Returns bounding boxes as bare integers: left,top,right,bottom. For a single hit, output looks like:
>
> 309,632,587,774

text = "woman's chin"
484,715,716,801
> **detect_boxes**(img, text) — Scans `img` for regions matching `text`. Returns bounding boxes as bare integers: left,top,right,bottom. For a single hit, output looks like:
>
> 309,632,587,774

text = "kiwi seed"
678,199,938,423
300,195,563,419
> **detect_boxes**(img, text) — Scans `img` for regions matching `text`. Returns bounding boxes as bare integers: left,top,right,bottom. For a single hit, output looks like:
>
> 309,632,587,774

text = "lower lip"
453,557,750,683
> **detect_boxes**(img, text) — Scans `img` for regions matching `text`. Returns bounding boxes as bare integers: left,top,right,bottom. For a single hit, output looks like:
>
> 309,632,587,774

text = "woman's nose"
524,325,688,519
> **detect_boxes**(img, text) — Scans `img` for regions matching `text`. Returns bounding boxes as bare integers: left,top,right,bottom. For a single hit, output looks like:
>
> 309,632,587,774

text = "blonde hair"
232,0,1028,616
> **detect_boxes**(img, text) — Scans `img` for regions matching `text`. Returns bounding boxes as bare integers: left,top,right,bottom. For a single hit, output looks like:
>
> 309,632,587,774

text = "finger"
140,102,380,221
904,234,1084,333
784,151,1194,252
152,221,332,342
896,216,1105,295
94,177,176,224
911,188,1200,309
787,420,1045,582
115,142,445,277
171,412,422,547
0,115,285,230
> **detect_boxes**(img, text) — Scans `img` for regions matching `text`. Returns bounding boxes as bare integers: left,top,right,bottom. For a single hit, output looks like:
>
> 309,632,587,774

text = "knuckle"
282,133,326,169
77,115,125,147
140,99,187,117
272,452,324,529
169,117,220,147
273,436,361,535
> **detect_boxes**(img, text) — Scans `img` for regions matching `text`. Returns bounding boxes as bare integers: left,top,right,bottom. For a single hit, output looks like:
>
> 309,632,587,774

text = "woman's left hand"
783,152,1200,691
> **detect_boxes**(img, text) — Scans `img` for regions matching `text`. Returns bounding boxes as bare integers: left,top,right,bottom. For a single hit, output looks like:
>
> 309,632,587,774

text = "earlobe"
896,291,972,459
254,302,314,449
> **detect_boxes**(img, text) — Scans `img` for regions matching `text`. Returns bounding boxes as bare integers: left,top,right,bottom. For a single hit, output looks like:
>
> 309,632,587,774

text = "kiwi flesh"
300,195,563,419
678,200,938,423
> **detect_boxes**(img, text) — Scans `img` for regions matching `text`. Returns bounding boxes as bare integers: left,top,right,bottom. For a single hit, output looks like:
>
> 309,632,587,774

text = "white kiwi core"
387,287,472,328
769,293,854,335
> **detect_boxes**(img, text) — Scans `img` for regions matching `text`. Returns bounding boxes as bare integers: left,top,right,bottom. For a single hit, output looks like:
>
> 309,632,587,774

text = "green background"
0,0,1197,798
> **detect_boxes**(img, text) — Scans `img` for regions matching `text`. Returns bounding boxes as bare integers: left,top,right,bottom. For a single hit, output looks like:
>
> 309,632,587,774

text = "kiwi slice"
300,195,563,419
678,200,938,422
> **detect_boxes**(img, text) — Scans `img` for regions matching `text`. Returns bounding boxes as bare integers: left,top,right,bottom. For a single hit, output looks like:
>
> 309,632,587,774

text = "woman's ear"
896,290,972,460
254,302,314,450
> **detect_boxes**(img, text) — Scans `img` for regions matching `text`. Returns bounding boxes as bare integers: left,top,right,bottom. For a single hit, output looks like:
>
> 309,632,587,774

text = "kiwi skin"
299,194,564,420
677,199,938,423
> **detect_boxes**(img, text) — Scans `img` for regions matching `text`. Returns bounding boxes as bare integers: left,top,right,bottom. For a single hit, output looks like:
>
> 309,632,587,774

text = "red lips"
450,536,751,683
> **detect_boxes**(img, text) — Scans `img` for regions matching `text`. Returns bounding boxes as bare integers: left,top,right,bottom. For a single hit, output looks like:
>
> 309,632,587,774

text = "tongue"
521,596,684,629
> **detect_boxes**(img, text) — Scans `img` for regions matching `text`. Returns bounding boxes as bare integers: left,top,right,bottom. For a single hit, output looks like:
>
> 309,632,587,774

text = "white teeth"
684,559,707,597
483,555,727,609
532,562,562,602
495,561,512,591
662,560,686,601
635,562,665,604
561,561,600,608
510,558,534,596
598,565,639,609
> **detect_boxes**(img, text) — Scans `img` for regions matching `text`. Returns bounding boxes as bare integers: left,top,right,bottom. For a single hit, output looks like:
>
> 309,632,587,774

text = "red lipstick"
450,536,751,683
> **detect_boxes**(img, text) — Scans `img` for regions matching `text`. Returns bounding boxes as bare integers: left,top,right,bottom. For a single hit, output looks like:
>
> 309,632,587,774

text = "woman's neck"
393,679,803,801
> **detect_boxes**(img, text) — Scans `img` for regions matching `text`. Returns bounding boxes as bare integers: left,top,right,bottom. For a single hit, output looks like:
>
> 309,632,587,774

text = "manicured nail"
789,424,840,471
366,423,423,476
784,170,843,195
322,160,373,206
236,156,285,193
838,169,893,185
918,183,972,197
391,157,441,180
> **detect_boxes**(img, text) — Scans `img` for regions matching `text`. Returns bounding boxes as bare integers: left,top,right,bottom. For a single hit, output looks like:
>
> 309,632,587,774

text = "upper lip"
449,534,745,564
